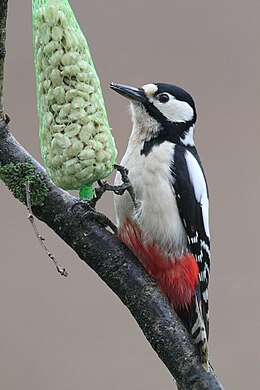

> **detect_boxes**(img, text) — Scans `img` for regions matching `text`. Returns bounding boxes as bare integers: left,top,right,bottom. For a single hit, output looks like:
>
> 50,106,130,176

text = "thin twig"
25,181,68,277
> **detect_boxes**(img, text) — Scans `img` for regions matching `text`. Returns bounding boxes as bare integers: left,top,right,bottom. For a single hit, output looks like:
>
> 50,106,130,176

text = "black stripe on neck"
141,122,194,156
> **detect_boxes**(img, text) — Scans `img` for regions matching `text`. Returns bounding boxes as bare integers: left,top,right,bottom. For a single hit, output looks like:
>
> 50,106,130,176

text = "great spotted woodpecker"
110,82,210,368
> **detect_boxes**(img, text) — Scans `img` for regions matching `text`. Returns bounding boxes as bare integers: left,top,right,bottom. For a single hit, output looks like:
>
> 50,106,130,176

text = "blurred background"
0,1,259,389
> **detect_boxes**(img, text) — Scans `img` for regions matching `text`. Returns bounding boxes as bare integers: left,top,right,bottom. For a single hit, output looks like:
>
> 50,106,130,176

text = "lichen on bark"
0,159,48,205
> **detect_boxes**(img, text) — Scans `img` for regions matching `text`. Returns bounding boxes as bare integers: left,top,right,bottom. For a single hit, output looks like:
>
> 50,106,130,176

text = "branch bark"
0,1,224,389
0,0,7,122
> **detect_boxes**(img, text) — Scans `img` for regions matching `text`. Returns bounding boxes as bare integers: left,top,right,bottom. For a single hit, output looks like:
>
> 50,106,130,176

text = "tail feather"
191,294,209,368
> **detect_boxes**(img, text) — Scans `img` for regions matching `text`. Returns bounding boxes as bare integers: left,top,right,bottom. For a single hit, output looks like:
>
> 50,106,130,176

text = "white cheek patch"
154,98,194,123
142,83,158,101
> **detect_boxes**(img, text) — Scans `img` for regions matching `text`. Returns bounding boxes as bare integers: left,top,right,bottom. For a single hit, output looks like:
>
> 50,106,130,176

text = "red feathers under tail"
119,220,199,313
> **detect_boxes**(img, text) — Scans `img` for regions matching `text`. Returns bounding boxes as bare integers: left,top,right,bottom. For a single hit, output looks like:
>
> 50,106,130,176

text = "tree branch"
0,1,224,389
0,0,7,122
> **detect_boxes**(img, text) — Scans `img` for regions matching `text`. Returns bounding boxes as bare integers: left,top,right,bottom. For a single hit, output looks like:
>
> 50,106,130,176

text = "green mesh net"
32,0,117,199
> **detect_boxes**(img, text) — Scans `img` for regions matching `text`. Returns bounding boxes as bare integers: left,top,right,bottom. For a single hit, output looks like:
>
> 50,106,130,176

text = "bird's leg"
92,164,138,209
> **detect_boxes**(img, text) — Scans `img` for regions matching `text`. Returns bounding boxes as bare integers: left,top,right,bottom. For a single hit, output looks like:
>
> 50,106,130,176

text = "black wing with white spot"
171,144,210,349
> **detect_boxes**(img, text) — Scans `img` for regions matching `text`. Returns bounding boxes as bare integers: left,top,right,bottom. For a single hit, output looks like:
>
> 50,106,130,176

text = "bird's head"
110,82,197,147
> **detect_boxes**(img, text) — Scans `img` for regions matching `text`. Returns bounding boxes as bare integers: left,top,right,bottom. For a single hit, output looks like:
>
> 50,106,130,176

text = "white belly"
114,141,187,257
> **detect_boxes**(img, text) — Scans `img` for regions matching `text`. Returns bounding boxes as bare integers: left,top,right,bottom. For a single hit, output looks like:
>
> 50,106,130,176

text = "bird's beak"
110,83,146,103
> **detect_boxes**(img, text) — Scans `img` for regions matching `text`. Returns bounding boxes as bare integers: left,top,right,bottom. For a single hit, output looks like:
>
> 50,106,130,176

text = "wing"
171,145,210,341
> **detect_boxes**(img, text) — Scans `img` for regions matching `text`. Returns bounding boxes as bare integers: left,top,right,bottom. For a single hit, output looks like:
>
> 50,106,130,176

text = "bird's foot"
91,164,138,208
71,201,117,234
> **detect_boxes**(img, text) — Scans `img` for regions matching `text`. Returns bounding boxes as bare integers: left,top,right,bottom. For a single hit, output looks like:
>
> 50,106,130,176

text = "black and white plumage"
111,82,211,368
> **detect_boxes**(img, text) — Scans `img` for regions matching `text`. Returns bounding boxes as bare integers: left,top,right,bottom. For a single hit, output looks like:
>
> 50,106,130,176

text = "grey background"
1,1,259,389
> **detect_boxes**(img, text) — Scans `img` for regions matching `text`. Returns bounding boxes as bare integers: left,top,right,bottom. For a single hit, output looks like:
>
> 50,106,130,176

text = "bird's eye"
158,93,169,103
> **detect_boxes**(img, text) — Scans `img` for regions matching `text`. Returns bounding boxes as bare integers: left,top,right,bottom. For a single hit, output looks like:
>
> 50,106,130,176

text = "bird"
110,82,211,369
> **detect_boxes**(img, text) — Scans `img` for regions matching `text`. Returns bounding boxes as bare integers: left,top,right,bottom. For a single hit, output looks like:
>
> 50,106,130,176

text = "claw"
93,164,138,208
70,200,117,234
4,113,10,124
81,209,117,234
